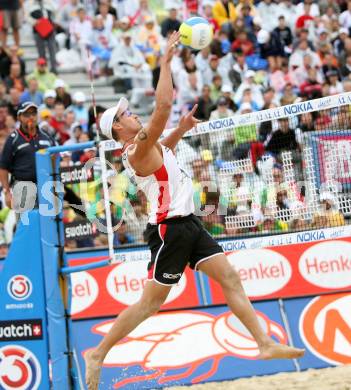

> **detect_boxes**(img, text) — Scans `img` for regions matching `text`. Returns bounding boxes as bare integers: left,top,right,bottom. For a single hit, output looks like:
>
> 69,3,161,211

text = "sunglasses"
113,109,132,123
22,110,37,118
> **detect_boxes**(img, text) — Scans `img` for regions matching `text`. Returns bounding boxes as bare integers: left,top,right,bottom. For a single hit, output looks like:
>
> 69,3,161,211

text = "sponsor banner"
0,345,42,390
209,237,351,304
64,220,98,240
71,302,295,389
60,163,94,184
284,292,351,370
0,319,43,342
306,130,351,190
69,255,201,319
188,92,351,136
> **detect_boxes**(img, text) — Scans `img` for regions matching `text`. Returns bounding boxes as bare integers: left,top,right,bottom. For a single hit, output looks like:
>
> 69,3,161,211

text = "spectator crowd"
0,0,350,254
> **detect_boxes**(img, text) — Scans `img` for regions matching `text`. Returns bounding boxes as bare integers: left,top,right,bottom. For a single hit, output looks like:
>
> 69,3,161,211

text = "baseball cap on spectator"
221,85,232,93
339,28,349,36
17,102,38,116
37,57,47,66
40,109,52,120
245,70,256,79
73,91,86,103
54,79,66,89
77,4,85,11
318,27,328,36
326,70,338,78
257,29,270,44
201,149,213,162
100,97,129,139
217,96,228,106
320,192,335,203
239,102,252,113
44,90,57,99
120,16,129,24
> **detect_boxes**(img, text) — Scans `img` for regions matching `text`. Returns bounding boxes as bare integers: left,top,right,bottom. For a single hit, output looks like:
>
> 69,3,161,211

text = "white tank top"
122,144,195,224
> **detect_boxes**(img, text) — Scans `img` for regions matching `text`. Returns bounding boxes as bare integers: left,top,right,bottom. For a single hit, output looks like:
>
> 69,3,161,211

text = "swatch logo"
299,293,351,365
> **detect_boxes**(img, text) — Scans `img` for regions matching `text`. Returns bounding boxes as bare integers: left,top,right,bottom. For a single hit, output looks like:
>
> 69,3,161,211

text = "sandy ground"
168,365,351,390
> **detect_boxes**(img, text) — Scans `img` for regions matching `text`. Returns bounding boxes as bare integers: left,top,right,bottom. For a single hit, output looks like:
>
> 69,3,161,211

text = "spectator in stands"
28,0,58,74
195,84,214,121
297,112,315,133
212,0,237,32
0,46,26,78
0,102,8,132
265,117,299,156
0,0,22,47
39,89,56,115
228,49,248,90
202,54,220,86
90,15,117,77
113,220,135,246
69,5,93,64
109,31,153,104
339,1,351,32
20,78,44,106
69,92,89,131
340,53,351,79
231,30,255,56
7,88,21,117
4,63,26,93
60,0,81,32
96,0,115,34
28,58,57,93
49,102,70,144
313,192,345,228
54,79,72,108
234,70,264,109
161,5,181,38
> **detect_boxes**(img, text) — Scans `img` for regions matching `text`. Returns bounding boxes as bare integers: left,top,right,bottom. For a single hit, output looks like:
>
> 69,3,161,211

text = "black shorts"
145,214,223,285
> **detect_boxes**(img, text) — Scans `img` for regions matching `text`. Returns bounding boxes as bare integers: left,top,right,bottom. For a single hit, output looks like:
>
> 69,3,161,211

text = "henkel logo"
106,262,186,306
298,240,351,289
7,275,32,301
299,293,351,365
87,310,287,387
227,249,292,297
0,345,41,389
70,272,99,315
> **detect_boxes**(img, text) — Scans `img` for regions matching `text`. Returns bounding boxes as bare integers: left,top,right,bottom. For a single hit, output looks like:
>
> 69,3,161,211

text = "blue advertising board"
283,293,351,370
0,212,50,390
71,301,296,389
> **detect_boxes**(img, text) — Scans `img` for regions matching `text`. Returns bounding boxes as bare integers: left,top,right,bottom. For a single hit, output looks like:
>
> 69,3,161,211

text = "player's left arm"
160,104,200,151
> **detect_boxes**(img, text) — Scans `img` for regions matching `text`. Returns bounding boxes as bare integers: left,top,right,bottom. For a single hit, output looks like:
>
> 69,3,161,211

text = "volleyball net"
61,92,351,248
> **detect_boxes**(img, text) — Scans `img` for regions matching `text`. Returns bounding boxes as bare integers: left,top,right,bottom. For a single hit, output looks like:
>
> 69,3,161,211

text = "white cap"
320,192,335,203
245,70,256,79
221,85,232,93
239,102,252,112
257,29,270,44
44,89,56,99
73,91,86,103
99,97,129,139
339,27,349,35
54,79,66,89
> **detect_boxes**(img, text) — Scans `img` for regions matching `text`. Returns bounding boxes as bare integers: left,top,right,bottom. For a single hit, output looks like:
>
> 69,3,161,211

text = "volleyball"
179,17,213,50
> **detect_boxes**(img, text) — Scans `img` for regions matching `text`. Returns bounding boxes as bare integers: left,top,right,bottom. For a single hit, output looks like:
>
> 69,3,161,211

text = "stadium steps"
11,27,153,116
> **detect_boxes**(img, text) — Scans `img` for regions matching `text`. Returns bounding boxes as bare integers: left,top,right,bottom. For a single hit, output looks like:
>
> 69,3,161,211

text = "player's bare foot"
84,349,103,390
258,342,305,360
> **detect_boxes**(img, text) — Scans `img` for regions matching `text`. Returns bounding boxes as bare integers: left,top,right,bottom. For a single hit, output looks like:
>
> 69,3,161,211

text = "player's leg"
85,280,172,390
197,254,305,359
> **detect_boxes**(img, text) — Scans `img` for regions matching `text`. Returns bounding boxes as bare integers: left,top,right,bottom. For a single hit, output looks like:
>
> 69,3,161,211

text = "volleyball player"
85,32,304,390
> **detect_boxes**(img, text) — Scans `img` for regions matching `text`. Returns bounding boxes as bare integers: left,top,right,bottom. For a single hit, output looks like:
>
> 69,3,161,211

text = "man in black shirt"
0,102,55,212
265,117,299,156
161,6,181,38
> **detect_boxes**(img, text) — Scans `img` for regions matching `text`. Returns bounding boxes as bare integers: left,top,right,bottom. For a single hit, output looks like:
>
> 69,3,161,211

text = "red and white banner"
69,256,201,320
209,237,351,304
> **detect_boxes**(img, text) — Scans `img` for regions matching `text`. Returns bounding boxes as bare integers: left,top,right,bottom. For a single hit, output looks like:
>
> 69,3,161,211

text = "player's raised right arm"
133,32,180,158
